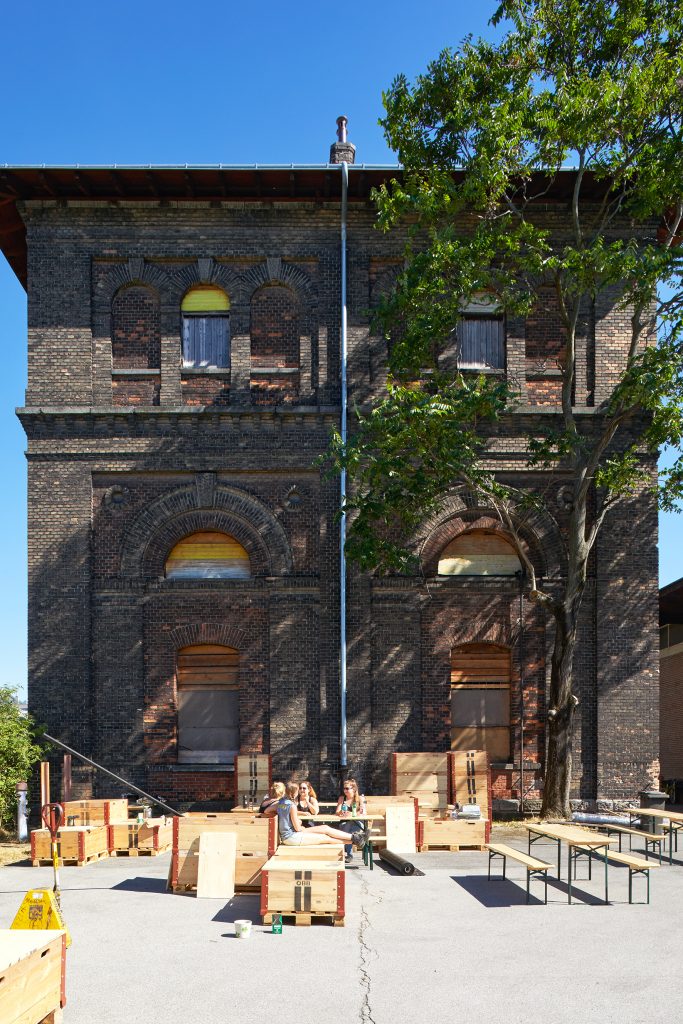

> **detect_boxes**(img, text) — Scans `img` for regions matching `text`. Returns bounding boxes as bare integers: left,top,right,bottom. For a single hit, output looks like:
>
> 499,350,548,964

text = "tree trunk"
540,596,582,820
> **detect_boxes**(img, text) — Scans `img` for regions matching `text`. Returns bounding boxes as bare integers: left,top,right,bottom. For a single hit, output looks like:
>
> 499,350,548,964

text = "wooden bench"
485,843,552,904
580,823,666,860
574,846,660,904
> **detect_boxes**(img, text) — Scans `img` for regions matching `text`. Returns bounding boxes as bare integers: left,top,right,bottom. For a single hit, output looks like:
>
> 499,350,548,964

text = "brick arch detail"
170,622,247,650
417,488,564,578
93,260,174,315
170,260,244,307
242,258,316,312
119,484,293,578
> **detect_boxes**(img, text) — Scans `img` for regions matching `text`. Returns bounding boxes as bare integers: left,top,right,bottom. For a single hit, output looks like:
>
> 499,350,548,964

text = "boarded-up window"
177,644,239,764
438,530,521,576
451,643,511,761
112,284,161,369
181,286,230,368
458,317,505,369
165,532,250,579
250,285,300,367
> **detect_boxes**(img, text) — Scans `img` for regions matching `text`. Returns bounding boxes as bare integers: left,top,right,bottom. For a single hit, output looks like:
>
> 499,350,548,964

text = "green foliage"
329,0,683,582
0,687,42,831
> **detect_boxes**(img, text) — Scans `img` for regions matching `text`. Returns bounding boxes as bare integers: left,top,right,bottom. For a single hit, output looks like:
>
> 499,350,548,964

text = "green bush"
0,687,43,830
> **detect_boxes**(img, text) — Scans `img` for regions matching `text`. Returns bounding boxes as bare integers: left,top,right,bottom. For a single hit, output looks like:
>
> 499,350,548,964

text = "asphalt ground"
1,826,682,1024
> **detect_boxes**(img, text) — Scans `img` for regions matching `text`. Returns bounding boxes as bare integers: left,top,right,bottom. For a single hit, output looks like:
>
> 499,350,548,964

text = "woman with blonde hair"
258,780,285,815
265,782,357,848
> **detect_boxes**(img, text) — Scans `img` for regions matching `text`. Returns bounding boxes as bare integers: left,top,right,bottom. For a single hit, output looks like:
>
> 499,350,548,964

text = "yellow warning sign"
10,890,71,947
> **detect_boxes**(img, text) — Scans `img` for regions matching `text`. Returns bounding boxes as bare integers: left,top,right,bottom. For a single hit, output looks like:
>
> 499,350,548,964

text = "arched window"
181,286,230,368
177,644,239,763
438,530,521,576
451,643,511,761
165,532,250,579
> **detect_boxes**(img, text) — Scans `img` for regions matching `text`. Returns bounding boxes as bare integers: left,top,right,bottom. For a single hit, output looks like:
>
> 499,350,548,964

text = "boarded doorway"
450,643,511,761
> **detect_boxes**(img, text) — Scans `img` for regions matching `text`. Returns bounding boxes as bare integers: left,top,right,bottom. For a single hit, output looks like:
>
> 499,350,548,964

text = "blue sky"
0,1,680,696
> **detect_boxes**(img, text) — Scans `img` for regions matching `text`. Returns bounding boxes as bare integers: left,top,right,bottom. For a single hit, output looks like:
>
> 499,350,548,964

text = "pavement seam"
358,874,381,1024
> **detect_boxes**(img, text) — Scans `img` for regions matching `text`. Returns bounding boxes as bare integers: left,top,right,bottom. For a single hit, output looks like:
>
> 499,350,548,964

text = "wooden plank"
40,763,50,809
261,859,343,917
196,832,236,899
385,805,417,855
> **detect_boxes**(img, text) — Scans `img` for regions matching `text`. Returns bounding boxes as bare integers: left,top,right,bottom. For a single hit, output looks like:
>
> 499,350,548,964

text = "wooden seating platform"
485,843,552,903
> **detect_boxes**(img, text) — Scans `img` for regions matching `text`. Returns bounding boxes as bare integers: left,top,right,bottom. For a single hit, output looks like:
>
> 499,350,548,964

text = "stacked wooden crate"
31,826,108,867
390,753,450,813
419,750,491,850
61,798,128,826
170,813,276,894
234,753,272,806
260,858,345,927
108,818,172,857
0,930,66,1024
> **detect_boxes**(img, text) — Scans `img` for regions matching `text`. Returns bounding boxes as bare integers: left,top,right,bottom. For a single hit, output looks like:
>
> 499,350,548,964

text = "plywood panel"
196,832,236,899
385,805,417,854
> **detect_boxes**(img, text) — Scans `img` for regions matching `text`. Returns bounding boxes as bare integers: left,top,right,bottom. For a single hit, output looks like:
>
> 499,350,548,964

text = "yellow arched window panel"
438,529,521,576
166,531,250,579
181,286,230,312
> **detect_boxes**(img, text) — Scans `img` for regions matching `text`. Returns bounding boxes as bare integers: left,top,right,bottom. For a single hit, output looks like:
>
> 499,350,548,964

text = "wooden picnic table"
526,823,617,903
619,807,683,864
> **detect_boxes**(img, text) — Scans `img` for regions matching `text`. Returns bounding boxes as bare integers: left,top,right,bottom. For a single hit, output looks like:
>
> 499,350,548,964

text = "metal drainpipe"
517,571,526,815
339,160,349,782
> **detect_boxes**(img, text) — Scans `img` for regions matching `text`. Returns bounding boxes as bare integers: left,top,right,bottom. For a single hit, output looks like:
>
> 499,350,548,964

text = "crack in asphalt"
358,874,383,1024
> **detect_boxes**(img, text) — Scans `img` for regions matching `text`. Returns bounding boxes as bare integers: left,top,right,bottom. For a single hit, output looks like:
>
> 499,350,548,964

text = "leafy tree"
0,687,42,832
328,0,683,817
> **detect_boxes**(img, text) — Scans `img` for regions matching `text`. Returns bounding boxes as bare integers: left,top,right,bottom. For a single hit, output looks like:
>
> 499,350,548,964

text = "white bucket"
234,919,252,939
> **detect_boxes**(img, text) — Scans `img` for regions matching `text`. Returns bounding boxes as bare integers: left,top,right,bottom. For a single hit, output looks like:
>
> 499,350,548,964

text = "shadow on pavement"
212,894,261,923
112,876,168,894
452,874,604,907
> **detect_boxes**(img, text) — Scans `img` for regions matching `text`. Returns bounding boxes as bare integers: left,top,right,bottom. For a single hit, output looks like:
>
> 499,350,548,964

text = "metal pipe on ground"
42,733,182,817
379,848,416,875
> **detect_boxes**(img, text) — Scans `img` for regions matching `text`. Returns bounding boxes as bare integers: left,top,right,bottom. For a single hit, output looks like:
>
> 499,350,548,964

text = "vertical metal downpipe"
340,160,349,778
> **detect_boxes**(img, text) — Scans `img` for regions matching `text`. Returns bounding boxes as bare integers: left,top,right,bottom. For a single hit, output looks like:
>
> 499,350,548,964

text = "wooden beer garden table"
618,807,683,864
526,823,617,904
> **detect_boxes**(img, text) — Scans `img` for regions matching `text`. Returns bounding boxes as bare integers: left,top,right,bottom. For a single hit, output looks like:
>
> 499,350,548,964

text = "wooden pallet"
262,912,344,927
420,843,486,852
32,849,109,868
110,845,170,857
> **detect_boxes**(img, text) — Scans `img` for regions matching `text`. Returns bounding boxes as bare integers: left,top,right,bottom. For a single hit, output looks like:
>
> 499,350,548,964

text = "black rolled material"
379,848,415,875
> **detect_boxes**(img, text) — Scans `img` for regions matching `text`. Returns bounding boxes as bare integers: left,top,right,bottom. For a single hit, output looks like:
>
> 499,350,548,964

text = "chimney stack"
329,115,356,164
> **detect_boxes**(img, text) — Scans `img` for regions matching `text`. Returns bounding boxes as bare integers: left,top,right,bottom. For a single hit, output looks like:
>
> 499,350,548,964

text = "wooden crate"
108,818,172,856
260,857,345,926
390,753,450,810
419,817,487,851
0,929,66,1024
449,750,492,823
171,851,267,892
61,799,128,826
234,753,272,805
171,813,276,894
31,826,108,867
273,845,345,862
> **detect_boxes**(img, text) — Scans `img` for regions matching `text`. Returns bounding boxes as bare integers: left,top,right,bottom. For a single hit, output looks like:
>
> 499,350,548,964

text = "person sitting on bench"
336,779,369,864
265,782,354,848
296,780,320,826
259,781,286,814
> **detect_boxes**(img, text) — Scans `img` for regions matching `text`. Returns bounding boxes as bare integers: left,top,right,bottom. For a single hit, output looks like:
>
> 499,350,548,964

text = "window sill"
181,366,231,375
458,366,505,375
112,368,160,376
251,367,299,376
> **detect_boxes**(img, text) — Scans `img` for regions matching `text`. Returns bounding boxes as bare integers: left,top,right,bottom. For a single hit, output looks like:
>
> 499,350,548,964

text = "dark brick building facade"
0,142,660,808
